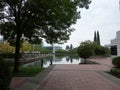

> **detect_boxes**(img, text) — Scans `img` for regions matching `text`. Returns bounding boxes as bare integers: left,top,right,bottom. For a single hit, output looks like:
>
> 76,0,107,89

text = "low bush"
112,56,120,67
0,60,12,90
0,53,22,59
110,68,120,77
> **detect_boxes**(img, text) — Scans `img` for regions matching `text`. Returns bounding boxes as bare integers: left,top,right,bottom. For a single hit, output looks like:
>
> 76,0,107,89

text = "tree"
0,0,91,72
78,40,93,59
97,31,100,45
94,44,110,55
70,44,73,50
94,31,100,45
20,41,32,53
0,42,15,53
69,47,78,54
94,31,97,42
66,45,70,50
78,40,110,58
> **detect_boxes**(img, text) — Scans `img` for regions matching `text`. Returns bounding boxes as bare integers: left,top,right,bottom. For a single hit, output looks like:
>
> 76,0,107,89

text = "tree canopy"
0,0,91,44
0,0,91,72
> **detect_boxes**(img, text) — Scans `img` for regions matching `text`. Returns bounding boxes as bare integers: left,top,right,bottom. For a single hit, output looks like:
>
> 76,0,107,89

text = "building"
110,31,120,56
43,46,62,51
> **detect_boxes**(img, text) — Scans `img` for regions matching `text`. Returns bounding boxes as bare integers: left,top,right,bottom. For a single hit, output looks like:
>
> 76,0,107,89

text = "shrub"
112,56,120,67
110,68,120,77
78,40,110,59
0,53,22,59
93,42,110,56
78,40,93,59
55,49,68,54
0,60,12,90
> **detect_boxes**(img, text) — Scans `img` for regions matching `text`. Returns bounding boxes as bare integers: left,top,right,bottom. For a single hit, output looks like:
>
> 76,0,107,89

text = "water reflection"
23,55,80,68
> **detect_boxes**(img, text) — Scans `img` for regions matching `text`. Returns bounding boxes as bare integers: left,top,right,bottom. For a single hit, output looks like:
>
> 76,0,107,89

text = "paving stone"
37,71,120,90
11,57,120,90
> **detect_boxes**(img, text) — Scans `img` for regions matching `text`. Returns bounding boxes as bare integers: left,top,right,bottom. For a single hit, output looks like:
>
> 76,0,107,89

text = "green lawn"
12,66,44,77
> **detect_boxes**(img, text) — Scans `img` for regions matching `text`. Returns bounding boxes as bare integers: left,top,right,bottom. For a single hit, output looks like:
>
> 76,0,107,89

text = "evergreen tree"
66,45,70,50
94,31,97,42
70,44,73,50
94,31,100,45
97,31,100,45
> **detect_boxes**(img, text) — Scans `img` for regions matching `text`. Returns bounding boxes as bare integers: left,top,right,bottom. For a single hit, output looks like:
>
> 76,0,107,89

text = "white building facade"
110,31,120,56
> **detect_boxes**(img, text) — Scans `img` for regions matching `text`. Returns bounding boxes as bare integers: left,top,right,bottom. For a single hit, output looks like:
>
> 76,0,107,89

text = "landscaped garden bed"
108,56,120,79
109,68,120,79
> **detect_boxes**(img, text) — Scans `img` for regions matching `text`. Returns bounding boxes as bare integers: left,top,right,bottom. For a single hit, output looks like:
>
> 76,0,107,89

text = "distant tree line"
66,44,73,50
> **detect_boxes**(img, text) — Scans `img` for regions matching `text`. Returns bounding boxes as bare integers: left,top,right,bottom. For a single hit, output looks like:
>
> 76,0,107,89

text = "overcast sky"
45,0,120,49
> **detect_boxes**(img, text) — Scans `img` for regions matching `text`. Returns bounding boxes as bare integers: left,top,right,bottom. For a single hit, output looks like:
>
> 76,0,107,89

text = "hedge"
112,56,120,67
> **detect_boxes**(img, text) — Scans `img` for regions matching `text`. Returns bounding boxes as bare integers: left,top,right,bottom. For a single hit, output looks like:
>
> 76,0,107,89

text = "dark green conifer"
94,31,97,42
97,31,100,45
94,31,100,45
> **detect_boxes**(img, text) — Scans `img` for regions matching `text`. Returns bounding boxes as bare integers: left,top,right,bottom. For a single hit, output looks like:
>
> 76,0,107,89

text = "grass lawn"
12,66,44,77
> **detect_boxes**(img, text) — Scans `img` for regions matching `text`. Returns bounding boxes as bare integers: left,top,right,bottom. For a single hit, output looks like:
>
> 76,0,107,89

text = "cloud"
61,0,120,49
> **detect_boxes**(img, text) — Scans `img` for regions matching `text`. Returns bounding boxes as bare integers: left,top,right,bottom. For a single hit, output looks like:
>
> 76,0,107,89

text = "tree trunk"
13,32,21,73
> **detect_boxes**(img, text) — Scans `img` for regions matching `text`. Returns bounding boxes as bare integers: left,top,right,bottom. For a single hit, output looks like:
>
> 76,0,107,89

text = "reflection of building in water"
105,31,120,56
43,46,62,51
43,45,62,54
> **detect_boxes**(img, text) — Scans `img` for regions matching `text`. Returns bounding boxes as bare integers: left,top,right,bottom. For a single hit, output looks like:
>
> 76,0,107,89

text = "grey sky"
45,0,120,49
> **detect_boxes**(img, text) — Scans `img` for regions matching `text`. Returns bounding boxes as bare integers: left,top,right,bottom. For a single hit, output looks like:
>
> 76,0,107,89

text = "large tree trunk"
13,6,22,72
13,14,22,72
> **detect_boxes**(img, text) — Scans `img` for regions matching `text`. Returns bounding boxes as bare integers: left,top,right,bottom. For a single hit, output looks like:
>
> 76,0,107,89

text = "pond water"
23,55,81,68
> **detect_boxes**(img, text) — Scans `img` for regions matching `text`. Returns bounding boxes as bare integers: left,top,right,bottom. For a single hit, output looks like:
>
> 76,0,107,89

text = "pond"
23,55,97,68
23,55,81,68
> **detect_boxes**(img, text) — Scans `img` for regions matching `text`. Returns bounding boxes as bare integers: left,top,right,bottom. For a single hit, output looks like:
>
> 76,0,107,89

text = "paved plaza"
11,57,120,90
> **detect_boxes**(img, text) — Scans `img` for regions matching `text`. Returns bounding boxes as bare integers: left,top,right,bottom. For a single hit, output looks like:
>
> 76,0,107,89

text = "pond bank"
4,54,52,64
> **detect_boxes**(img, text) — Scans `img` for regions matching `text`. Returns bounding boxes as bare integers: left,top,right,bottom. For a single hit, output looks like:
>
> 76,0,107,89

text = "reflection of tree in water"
50,59,53,65
66,56,70,62
52,55,62,62
23,55,81,68
66,56,77,63
68,55,79,60
70,58,73,63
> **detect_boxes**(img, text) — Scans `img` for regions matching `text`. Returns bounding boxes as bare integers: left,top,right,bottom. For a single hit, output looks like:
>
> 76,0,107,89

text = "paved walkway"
11,57,120,90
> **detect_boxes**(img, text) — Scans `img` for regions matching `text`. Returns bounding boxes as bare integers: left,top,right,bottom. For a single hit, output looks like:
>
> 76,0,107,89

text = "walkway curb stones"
98,71,120,86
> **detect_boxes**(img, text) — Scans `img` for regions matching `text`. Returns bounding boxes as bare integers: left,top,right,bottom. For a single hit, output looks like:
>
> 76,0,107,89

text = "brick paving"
88,57,113,67
53,64,111,71
11,57,120,90
37,71,120,90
